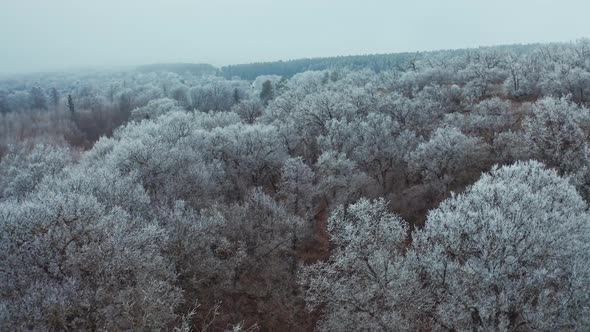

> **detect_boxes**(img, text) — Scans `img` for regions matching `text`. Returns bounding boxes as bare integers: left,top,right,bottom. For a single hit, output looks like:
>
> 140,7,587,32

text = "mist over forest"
3,0,590,331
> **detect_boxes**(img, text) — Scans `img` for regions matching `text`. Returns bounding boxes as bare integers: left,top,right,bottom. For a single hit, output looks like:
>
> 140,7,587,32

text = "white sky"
1,0,589,74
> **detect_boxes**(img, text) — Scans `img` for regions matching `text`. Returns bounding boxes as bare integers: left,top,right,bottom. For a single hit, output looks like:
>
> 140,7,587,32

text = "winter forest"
2,38,590,331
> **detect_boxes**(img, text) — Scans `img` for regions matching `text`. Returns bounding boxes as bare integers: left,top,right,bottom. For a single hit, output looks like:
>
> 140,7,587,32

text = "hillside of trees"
2,39,590,331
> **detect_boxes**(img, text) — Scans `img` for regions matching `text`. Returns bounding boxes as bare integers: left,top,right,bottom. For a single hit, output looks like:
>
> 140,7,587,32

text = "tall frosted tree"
412,161,590,331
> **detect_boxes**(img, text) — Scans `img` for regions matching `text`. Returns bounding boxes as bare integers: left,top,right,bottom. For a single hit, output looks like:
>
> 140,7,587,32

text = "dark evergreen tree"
67,94,75,114
260,80,274,105
233,88,241,104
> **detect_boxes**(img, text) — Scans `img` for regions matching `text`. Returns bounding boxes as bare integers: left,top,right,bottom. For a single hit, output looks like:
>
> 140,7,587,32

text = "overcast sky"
1,0,589,74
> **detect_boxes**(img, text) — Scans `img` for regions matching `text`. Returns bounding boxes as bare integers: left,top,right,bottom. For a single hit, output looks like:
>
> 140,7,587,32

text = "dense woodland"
2,40,590,331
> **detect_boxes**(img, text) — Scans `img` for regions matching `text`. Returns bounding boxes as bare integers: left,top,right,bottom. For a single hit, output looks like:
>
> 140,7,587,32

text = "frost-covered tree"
231,99,264,124
49,88,60,109
73,85,107,112
300,198,427,331
524,96,590,176
295,90,357,134
502,53,524,97
541,60,590,104
0,144,75,201
411,161,590,331
303,162,590,331
444,97,519,142
319,113,419,192
205,123,288,199
189,79,238,112
160,190,309,331
98,110,226,207
377,91,447,136
130,97,184,120
491,130,531,165
30,87,47,110
460,50,507,101
314,151,371,208
409,127,490,195
6,90,31,111
171,85,190,109
0,190,182,330
278,157,315,219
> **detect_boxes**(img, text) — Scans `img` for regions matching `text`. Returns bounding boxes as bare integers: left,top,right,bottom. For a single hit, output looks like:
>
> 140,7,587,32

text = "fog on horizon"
1,0,590,74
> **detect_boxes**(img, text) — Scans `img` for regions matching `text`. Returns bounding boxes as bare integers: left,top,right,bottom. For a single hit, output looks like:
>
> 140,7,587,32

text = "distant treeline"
136,63,217,76
219,43,543,80
134,44,546,81
219,53,417,79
